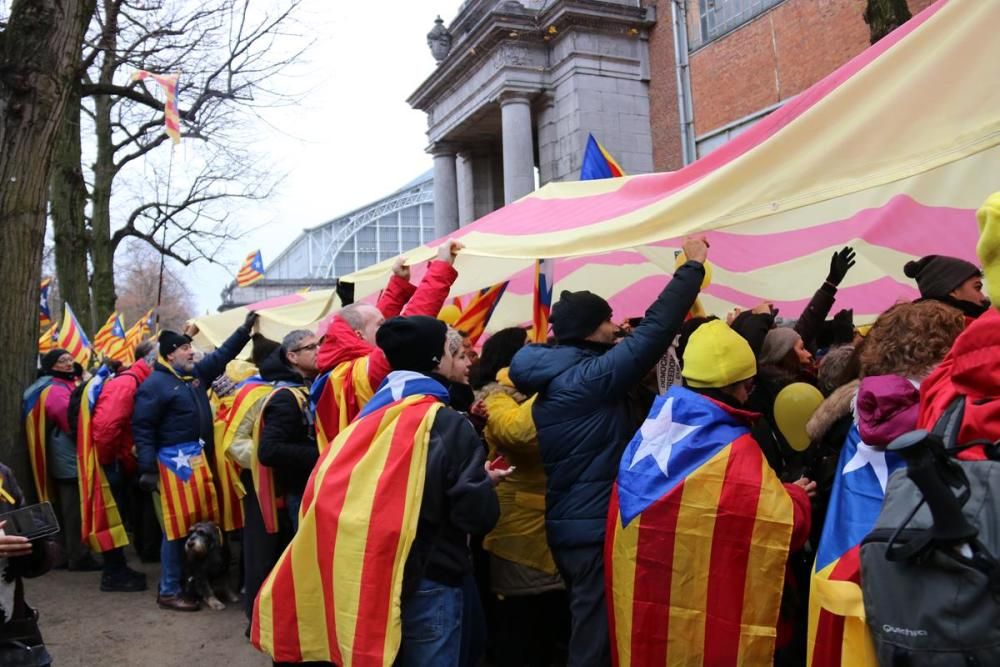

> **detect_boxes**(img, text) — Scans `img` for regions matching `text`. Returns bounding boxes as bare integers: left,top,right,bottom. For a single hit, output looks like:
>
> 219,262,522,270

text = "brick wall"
647,0,937,171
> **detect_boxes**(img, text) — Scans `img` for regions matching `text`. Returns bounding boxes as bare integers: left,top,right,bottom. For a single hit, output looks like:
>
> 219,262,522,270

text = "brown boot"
157,594,200,612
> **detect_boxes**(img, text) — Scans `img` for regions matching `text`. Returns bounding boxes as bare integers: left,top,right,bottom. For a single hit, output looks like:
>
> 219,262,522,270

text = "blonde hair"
859,301,964,378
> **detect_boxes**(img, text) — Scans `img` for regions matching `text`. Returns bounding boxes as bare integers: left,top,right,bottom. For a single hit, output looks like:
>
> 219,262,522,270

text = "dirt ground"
27,557,270,667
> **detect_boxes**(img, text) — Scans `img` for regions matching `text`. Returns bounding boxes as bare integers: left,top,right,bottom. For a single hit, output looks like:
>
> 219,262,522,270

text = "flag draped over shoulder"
606,386,795,667
211,395,246,533
530,259,555,343
808,426,903,666
39,278,52,330
22,379,53,503
311,357,374,454
132,70,181,143
237,250,266,287
59,303,91,367
580,133,625,180
157,441,220,541
453,281,508,345
252,372,449,666
250,386,309,534
77,371,129,552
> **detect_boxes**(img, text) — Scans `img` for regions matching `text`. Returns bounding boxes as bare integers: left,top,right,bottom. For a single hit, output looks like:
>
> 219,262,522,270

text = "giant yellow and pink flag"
338,0,997,332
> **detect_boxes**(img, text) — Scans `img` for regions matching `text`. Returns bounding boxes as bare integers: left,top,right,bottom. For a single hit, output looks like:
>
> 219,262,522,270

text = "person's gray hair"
338,303,368,331
282,329,314,352
445,327,463,357
759,327,802,367
135,340,156,362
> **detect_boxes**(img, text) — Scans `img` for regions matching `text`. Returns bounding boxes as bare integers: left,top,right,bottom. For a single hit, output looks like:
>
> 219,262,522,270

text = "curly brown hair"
859,301,965,378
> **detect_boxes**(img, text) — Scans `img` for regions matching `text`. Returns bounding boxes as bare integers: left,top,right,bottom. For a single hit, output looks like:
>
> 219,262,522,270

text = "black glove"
242,310,259,332
138,472,158,492
826,247,856,286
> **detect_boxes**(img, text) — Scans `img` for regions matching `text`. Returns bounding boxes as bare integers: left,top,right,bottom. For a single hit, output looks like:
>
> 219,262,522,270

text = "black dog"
183,521,239,610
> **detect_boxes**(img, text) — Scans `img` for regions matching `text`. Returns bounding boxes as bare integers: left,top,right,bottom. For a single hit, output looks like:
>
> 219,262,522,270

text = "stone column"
500,91,536,204
456,150,476,227
431,143,460,238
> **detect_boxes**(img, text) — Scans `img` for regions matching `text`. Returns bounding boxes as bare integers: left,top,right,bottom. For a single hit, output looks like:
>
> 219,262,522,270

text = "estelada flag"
22,378,53,503
453,281,509,345
606,386,796,666
132,70,180,144
157,441,220,541
94,312,133,364
580,132,625,180
252,372,449,665
76,371,129,552
237,250,265,287
93,312,119,353
125,308,154,349
211,395,247,532
807,426,904,666
530,258,555,343
311,357,374,454
250,386,309,534
39,278,53,330
38,322,59,355
58,303,92,367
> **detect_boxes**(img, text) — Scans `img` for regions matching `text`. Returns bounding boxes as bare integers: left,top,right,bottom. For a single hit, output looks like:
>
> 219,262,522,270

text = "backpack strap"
932,395,965,450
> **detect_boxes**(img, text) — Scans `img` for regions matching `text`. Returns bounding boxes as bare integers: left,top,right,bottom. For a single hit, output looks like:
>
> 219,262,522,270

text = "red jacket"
918,308,1000,459
317,260,458,389
92,359,152,471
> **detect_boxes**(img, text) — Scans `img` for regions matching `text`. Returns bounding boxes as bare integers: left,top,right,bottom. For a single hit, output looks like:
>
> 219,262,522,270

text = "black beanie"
549,290,613,342
40,348,71,374
376,316,447,375
904,255,981,299
159,330,193,357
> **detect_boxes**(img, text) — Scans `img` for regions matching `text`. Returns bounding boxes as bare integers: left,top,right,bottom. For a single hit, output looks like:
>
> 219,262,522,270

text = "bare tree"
116,240,194,331
0,0,96,493
50,0,306,328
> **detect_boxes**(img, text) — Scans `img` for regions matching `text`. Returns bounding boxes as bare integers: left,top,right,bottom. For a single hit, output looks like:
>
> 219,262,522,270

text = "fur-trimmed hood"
806,379,859,442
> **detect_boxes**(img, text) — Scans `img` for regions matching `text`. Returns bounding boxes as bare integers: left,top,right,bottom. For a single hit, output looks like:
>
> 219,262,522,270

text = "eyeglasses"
292,342,319,353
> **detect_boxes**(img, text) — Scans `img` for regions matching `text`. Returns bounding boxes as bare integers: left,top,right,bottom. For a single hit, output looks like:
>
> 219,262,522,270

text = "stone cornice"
408,0,654,111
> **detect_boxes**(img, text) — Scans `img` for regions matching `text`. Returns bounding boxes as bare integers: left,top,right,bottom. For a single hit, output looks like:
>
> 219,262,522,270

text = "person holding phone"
0,462,56,666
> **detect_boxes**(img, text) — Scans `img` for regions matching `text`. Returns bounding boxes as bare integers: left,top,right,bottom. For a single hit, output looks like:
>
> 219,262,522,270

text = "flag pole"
155,144,174,330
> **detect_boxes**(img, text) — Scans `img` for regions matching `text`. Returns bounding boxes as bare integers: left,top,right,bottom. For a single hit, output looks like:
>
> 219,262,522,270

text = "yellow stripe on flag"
608,509,639,667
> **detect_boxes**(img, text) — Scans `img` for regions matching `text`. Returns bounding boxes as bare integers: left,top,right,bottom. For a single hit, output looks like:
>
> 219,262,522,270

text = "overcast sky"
183,0,458,313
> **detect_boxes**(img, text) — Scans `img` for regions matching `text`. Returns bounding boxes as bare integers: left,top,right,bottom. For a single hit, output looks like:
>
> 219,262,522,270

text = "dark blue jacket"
509,261,704,549
133,326,251,473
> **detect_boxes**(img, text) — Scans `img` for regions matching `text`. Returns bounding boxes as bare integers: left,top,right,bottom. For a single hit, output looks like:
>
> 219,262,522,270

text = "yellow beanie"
976,191,1000,309
682,320,757,389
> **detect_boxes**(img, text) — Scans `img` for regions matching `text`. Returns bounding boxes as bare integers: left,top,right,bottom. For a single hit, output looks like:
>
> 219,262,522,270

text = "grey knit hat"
759,327,802,366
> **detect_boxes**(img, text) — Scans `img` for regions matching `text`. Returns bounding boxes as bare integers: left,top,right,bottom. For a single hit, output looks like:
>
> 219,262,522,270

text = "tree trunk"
0,0,96,497
89,90,117,319
50,84,94,332
863,0,912,44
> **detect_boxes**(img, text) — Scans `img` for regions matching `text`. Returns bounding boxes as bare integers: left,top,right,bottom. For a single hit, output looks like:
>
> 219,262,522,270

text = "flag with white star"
808,424,904,667
156,441,220,540
607,385,798,666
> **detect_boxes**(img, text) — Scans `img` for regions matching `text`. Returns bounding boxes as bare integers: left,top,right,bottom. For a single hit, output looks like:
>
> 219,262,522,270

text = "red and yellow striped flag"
250,386,309,534
237,250,265,287
530,259,555,343
453,281,509,345
157,442,221,541
38,322,59,355
252,393,444,665
58,303,92,367
125,308,154,350
39,277,53,330
77,373,129,552
606,387,796,666
311,357,375,454
22,379,53,503
132,70,180,144
212,395,247,532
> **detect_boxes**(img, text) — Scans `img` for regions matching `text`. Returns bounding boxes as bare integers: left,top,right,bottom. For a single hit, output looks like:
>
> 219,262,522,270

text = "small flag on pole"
125,309,154,350
38,322,59,355
453,281,509,345
237,250,265,287
58,303,92,367
93,312,120,354
531,258,555,343
132,70,181,144
39,278,53,330
580,133,626,180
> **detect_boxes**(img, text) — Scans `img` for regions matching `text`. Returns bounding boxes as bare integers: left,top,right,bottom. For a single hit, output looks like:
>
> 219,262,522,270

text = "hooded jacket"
255,348,316,496
92,358,152,470
508,260,704,549
132,325,251,473
919,307,1000,457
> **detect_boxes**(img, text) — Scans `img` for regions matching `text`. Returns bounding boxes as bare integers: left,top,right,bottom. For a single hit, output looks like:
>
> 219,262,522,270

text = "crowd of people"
4,193,999,666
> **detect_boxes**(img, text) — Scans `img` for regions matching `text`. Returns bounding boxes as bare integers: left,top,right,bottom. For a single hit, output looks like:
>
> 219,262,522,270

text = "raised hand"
826,246,857,286
682,235,709,265
392,257,411,281
436,239,466,265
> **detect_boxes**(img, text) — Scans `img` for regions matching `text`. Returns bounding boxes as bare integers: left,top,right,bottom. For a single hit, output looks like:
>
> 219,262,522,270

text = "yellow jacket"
479,369,557,575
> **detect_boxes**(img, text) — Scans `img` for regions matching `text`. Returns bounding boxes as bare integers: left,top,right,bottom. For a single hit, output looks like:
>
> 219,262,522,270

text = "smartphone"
488,456,511,472
0,502,60,541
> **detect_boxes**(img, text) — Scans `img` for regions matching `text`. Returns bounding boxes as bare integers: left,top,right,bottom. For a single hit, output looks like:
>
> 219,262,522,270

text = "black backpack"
860,397,1000,665
66,381,88,441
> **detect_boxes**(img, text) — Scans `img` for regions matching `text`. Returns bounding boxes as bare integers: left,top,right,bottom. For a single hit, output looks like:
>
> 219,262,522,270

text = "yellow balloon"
438,304,462,325
773,382,825,452
674,252,713,289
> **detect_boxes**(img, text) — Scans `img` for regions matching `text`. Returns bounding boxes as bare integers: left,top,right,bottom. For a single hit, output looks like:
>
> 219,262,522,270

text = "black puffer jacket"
509,261,704,549
255,348,316,497
403,407,499,594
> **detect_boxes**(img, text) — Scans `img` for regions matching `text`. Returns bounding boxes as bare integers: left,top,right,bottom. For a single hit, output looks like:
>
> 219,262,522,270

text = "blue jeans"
396,579,463,667
159,536,185,595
